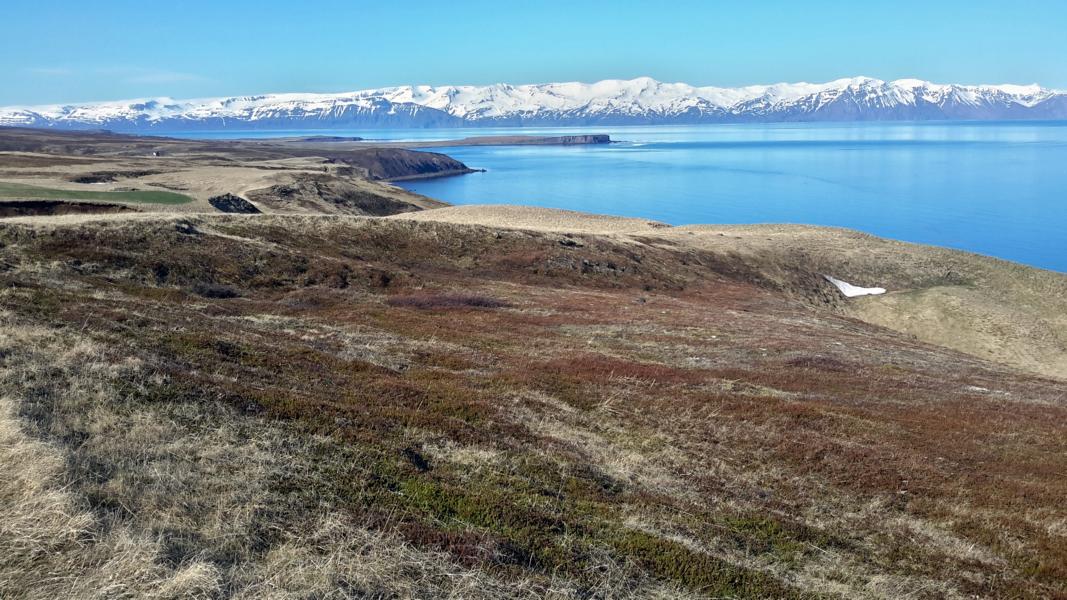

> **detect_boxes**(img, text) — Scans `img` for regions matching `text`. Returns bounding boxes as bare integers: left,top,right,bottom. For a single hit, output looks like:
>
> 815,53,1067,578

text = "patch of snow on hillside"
824,275,886,298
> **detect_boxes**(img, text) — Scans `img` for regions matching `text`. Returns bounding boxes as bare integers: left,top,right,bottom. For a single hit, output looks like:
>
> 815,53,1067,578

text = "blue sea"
181,123,1067,272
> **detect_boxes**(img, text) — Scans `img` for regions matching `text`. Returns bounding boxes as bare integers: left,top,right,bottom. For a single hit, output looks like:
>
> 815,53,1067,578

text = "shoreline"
382,167,486,182
2,125,1063,273
259,133,613,150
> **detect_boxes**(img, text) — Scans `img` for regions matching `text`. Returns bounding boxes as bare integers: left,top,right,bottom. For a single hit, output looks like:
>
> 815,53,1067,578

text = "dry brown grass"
0,310,689,599
0,318,220,599
0,214,1064,599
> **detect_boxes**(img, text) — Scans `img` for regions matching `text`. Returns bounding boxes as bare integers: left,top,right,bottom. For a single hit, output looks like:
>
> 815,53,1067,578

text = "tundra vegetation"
1,213,1065,599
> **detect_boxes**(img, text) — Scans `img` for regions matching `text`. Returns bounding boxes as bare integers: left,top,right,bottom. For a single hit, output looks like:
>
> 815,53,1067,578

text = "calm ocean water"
180,123,1067,272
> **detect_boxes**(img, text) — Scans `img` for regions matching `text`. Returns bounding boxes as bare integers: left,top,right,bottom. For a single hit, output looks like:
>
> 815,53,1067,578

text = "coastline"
268,133,613,150
383,167,485,182
3,125,1066,378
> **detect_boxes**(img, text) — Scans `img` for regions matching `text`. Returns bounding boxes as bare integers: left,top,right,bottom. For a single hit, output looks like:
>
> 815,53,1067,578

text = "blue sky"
3,0,1066,105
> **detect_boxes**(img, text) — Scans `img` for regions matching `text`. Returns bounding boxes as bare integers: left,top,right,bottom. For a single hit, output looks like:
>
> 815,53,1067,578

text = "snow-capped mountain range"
2,76,1065,131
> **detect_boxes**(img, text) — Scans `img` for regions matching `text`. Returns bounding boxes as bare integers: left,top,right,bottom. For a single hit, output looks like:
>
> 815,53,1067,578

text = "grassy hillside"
0,127,461,217
1,214,1064,599
0,181,193,204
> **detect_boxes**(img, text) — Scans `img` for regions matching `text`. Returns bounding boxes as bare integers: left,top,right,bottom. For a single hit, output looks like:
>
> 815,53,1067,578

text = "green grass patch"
722,515,826,560
0,181,193,205
611,530,810,598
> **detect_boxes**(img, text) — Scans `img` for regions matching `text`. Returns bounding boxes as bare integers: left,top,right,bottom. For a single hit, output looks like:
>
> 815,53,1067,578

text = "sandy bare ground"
395,204,673,235
397,205,1067,379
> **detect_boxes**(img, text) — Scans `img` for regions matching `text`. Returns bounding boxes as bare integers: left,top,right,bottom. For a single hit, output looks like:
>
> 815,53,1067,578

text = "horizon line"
2,75,1061,110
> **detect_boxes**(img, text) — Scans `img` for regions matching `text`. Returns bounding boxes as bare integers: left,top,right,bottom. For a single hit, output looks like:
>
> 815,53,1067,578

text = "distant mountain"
3,77,1065,131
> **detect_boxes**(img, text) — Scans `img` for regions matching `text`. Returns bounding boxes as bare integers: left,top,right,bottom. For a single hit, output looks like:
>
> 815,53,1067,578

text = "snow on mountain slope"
2,77,1064,131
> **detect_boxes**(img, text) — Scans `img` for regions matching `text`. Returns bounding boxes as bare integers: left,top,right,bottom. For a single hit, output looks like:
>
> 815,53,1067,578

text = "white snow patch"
823,275,886,298
962,385,1011,396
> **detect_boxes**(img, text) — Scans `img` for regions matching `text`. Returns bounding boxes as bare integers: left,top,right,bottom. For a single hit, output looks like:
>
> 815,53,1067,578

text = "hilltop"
1,204,1065,598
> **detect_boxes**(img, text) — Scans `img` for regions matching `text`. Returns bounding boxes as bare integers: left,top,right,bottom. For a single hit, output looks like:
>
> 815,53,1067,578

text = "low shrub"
386,293,508,310
191,282,241,299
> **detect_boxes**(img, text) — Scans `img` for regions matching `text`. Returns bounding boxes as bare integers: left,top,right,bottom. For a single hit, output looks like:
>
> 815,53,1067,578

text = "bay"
178,122,1067,272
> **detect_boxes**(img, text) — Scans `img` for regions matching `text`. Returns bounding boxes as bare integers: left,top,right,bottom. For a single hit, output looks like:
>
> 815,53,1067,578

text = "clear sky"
3,0,1066,105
